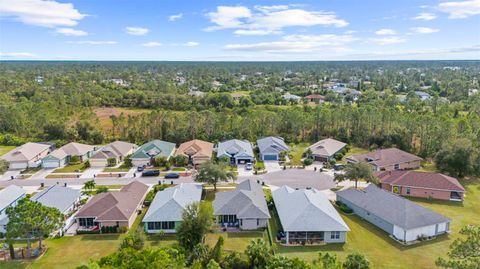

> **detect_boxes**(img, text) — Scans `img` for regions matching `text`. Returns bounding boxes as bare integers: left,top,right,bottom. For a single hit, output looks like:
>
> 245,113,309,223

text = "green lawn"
103,167,130,172
288,143,309,165
0,145,15,156
337,146,370,164
52,163,87,173
415,162,438,172
205,232,265,252
271,178,480,269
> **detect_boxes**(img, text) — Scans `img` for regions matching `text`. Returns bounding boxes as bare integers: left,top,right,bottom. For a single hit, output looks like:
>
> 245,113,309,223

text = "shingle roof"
346,148,423,167
213,179,270,219
0,185,26,211
257,137,289,155
376,171,465,192
217,139,254,159
132,140,176,159
308,138,347,157
1,143,51,162
175,139,214,160
45,142,95,161
76,181,149,221
91,141,138,160
273,186,349,232
31,185,81,213
337,185,450,229
143,183,203,222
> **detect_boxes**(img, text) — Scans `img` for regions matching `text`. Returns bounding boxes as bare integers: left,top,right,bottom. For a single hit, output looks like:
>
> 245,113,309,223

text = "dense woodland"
0,61,479,175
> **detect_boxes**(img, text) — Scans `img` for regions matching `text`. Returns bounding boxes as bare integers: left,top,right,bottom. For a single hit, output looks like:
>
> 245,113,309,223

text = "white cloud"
437,0,480,19
205,5,348,34
0,52,36,58
369,36,406,45
68,40,117,45
234,29,282,36
344,30,357,34
184,41,199,47
168,13,183,21
141,42,162,47
125,26,149,36
0,0,86,28
413,12,437,20
55,28,87,36
410,27,440,34
375,28,396,35
225,34,356,53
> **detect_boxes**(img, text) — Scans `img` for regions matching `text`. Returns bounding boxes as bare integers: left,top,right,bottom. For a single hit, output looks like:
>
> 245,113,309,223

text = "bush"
83,160,91,169
336,201,353,214
69,155,81,165
123,155,133,168
107,157,117,167
303,159,313,166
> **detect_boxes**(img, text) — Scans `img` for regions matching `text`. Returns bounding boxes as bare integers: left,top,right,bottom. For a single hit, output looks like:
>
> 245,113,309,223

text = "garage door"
10,162,28,170
263,154,278,161
42,160,60,168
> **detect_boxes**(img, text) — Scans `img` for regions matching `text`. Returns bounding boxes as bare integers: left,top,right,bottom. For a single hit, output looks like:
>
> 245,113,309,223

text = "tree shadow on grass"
79,234,120,241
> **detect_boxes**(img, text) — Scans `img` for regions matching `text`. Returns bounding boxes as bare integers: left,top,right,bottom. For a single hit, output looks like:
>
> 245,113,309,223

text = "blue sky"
0,0,479,60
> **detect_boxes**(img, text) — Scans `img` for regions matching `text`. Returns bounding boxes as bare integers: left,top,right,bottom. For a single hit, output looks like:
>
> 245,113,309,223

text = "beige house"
175,139,213,167
90,141,138,167
75,181,149,231
308,138,347,162
41,142,96,168
346,148,423,171
1,142,52,170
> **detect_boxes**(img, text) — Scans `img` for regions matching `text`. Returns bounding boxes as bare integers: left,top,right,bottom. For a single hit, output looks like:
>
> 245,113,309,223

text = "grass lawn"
103,167,130,172
205,232,265,252
288,143,309,166
0,145,15,156
337,146,370,164
171,167,186,172
271,178,480,269
52,163,87,173
415,161,438,172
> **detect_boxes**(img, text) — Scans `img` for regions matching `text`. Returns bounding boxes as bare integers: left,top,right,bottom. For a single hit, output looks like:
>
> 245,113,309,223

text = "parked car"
245,163,253,170
164,173,180,179
137,165,146,172
142,170,160,177
333,164,345,171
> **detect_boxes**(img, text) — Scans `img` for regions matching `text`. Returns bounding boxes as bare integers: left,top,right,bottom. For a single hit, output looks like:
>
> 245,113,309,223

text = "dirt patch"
93,107,151,131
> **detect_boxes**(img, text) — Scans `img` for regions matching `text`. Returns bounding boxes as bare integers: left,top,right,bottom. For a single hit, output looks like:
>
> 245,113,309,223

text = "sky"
0,0,479,61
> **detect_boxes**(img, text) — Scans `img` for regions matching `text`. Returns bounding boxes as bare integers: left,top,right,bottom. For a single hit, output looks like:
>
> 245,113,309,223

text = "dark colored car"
333,164,345,171
164,173,180,179
142,169,160,177
137,165,145,172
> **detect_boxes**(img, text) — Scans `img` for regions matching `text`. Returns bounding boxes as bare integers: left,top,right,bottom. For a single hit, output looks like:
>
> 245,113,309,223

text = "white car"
245,163,253,170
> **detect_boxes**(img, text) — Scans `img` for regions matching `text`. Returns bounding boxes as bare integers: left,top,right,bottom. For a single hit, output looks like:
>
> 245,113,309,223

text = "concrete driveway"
0,170,21,181
260,169,335,190
237,164,254,177
80,167,104,179
30,168,54,180
263,161,281,173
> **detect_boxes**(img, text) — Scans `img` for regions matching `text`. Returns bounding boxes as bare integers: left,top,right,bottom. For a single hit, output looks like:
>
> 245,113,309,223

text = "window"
406,187,411,195
147,221,175,230
394,164,400,170
257,219,259,226
330,231,341,239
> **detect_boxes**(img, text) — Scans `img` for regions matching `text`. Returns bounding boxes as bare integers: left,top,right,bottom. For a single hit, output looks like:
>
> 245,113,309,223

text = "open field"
94,107,151,131
288,143,309,165
0,145,15,156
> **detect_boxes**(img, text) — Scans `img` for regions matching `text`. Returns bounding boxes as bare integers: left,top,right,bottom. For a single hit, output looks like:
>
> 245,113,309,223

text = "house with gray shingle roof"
337,185,450,243
90,141,138,167
308,138,347,162
1,142,52,170
257,136,289,161
131,140,176,167
41,142,96,169
0,185,27,233
273,186,349,245
31,185,81,215
216,139,254,164
143,183,202,233
213,179,270,230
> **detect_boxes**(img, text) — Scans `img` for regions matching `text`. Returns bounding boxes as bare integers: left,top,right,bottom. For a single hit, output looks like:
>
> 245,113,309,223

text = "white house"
0,185,27,233
1,143,52,170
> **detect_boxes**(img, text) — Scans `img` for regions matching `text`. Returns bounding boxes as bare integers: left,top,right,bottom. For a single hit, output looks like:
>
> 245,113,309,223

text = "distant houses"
308,138,347,162
1,142,52,170
257,136,289,161
376,171,465,201
41,142,96,169
0,185,26,233
75,181,149,232
304,94,325,104
414,91,431,101
337,185,450,244
213,179,270,230
175,139,214,167
90,141,138,167
143,183,202,233
346,148,423,171
216,139,255,164
273,186,349,245
131,140,176,167
282,93,302,102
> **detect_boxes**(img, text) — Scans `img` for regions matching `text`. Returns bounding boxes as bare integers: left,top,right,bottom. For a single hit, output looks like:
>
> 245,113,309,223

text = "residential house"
31,185,82,232
0,185,27,233
131,140,176,167
143,183,202,233
346,148,423,171
414,91,431,101
90,141,138,167
304,94,325,104
75,181,149,231
376,171,465,202
175,139,213,167
308,138,347,162
213,179,270,230
216,139,255,164
337,185,450,243
283,93,302,102
1,142,52,170
41,142,96,169
257,136,289,161
231,92,247,101
273,186,349,245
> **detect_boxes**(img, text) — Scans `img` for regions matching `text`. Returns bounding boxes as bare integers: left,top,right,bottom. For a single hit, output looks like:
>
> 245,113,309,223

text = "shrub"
69,155,81,165
83,160,91,169
123,155,133,168
303,159,313,166
107,157,117,167
335,201,353,214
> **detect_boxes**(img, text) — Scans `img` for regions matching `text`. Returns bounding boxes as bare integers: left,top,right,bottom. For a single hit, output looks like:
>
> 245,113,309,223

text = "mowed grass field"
94,107,151,131
0,145,15,156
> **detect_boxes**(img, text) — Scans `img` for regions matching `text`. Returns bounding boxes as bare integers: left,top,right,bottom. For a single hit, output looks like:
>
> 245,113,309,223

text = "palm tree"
83,180,96,190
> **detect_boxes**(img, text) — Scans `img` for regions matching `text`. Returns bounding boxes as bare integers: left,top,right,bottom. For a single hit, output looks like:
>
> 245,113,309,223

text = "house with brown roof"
308,138,347,162
90,141,138,167
1,142,52,170
304,94,325,104
75,181,149,232
175,139,214,167
346,148,422,171
41,142,96,169
376,171,465,202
